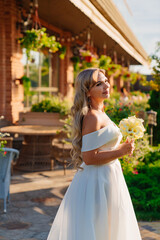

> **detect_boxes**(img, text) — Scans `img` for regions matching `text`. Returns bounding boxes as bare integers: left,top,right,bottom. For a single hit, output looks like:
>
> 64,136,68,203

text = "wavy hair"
70,68,105,169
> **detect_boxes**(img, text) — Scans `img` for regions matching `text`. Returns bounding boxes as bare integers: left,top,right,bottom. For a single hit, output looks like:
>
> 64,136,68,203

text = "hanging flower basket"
18,28,64,60
85,56,92,62
80,50,92,57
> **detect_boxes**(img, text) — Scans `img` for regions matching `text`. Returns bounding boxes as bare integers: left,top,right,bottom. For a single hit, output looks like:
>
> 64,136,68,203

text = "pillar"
0,0,24,123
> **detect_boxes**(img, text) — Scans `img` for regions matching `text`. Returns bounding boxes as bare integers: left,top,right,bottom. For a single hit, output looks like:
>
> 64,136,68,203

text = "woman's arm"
82,111,135,165
82,141,133,165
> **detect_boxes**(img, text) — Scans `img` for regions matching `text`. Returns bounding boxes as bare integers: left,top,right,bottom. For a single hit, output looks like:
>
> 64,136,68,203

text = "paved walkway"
0,169,159,240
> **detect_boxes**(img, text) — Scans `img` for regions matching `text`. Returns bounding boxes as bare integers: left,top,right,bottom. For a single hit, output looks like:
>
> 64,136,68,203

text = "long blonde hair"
70,68,105,169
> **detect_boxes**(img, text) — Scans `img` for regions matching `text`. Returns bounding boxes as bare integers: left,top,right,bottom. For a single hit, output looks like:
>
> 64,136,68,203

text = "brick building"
0,0,148,123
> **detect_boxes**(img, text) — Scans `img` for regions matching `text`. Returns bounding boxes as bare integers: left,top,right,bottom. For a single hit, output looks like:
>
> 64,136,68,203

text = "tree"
150,41,160,91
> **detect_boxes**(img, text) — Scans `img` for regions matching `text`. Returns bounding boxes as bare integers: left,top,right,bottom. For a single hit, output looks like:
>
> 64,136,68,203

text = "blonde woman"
47,68,142,240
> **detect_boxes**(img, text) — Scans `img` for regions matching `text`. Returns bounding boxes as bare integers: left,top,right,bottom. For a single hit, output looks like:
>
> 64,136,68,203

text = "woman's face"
88,71,110,100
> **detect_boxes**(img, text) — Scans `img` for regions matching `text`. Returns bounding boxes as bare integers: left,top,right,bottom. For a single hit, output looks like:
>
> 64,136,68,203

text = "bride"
47,68,142,240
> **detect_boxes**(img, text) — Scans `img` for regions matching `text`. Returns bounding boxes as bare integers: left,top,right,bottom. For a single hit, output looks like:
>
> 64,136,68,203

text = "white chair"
0,148,19,213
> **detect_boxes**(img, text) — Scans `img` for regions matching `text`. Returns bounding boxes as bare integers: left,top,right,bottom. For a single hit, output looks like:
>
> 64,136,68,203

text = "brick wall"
0,0,24,123
0,0,74,124
0,0,6,117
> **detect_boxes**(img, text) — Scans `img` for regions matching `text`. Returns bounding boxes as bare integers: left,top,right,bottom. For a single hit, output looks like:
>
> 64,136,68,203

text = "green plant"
150,41,160,91
59,115,72,140
0,132,9,152
79,50,99,69
19,28,63,60
124,161,160,220
31,96,71,115
104,100,131,125
142,144,160,164
148,90,160,145
21,75,31,96
120,133,153,174
99,55,122,77
59,46,66,60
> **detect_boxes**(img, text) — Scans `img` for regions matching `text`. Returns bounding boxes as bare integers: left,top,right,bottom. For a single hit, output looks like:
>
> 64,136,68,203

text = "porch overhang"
22,0,148,66
69,0,148,66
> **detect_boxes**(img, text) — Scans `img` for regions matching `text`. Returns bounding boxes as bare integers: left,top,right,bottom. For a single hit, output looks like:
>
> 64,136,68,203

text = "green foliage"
104,99,131,125
150,41,160,91
59,115,72,140
21,75,31,96
59,46,66,60
98,55,122,76
99,55,112,67
124,161,160,220
19,28,63,60
121,91,149,113
31,96,71,115
142,145,160,164
104,91,149,126
148,90,160,145
0,131,9,152
141,42,160,91
120,133,152,174
72,53,146,85
0,139,7,151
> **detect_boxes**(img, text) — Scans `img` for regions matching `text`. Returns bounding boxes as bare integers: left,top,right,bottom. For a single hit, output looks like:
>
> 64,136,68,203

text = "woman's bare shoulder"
82,110,101,136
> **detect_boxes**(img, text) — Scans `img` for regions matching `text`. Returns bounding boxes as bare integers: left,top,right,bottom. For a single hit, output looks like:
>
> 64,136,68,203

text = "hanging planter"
85,55,92,63
80,50,92,57
98,55,122,77
59,46,67,60
18,28,64,60
79,49,99,69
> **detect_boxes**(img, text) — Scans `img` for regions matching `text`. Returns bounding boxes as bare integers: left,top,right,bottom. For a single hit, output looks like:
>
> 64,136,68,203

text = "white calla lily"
119,115,145,140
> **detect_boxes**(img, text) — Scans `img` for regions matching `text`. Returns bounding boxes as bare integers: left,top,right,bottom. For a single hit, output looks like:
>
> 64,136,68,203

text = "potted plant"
18,28,65,60
19,96,72,127
98,55,122,77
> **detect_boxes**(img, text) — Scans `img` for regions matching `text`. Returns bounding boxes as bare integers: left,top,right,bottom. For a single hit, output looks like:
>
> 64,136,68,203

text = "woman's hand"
118,137,135,157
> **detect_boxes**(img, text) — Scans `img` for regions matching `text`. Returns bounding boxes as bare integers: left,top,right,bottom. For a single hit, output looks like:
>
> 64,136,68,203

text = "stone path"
0,169,159,240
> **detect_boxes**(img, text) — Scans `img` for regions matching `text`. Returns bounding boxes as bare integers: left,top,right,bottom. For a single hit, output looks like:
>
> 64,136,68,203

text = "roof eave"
69,0,149,66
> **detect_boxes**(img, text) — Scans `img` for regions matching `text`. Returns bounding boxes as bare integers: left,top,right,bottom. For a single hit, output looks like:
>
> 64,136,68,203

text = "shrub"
31,96,71,115
148,90,160,145
142,144,160,165
125,161,160,220
119,133,152,174
104,100,131,125
104,91,149,126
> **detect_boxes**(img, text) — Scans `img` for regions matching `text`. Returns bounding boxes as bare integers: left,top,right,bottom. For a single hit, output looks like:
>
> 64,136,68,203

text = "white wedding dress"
47,123,142,240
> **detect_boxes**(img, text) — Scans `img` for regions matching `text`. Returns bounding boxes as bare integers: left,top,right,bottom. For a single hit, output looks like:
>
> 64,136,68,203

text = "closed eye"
96,79,108,86
96,82,102,86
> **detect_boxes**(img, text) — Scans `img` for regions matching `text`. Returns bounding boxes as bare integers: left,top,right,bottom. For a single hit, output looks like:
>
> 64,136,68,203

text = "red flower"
119,108,122,111
4,151,7,155
85,56,92,62
132,169,138,175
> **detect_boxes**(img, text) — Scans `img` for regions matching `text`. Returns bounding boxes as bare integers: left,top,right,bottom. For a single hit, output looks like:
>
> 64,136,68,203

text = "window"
21,49,60,108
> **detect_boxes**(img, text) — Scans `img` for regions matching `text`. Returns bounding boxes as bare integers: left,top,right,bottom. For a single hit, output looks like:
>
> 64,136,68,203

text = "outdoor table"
0,125,61,172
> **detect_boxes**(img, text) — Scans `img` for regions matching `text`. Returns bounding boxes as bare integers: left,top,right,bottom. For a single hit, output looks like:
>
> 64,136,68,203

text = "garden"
2,30,160,221
104,90,160,221
27,86,160,221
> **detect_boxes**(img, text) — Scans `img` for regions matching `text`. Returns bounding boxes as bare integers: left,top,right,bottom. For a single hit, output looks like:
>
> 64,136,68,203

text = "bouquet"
119,115,145,140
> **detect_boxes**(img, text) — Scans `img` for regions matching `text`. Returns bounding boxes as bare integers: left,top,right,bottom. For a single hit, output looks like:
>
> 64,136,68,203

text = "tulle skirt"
47,159,142,240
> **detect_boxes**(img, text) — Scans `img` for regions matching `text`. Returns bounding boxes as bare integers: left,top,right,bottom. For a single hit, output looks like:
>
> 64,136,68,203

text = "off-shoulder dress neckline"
82,122,117,138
